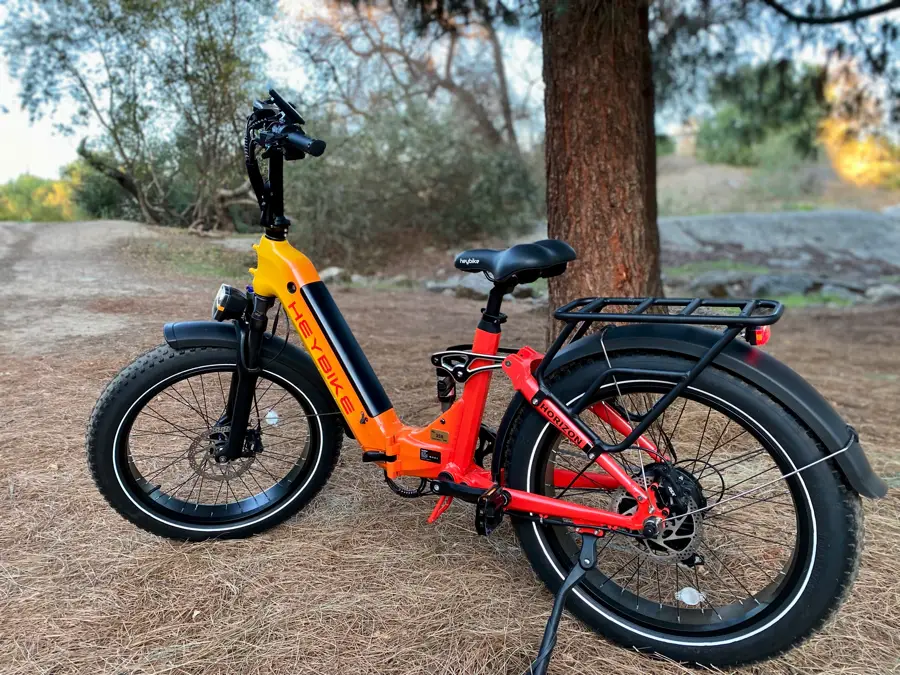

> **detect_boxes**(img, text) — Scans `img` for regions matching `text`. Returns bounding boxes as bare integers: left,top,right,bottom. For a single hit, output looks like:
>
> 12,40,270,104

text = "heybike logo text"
287,301,355,415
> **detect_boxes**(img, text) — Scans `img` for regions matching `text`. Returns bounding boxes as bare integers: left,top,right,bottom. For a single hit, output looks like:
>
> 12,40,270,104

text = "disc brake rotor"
608,489,704,563
187,425,255,481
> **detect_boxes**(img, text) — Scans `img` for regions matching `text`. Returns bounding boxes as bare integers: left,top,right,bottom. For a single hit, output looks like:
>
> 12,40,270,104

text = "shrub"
0,174,79,221
655,134,675,157
819,118,900,189
696,62,827,167
696,106,761,166
64,161,139,220
284,104,540,270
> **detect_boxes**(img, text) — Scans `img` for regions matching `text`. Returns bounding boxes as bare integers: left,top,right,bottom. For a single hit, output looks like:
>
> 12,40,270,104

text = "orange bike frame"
250,236,660,533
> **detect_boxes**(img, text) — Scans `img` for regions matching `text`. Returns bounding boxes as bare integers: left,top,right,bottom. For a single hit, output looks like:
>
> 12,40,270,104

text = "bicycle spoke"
184,378,210,430
543,382,800,634
124,368,318,524
702,521,792,548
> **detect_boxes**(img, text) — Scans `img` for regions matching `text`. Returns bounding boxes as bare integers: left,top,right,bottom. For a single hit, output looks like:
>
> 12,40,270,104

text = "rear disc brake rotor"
608,489,703,563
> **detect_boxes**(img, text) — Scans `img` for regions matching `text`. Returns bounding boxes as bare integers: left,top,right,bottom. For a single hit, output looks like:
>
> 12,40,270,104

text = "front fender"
163,320,351,437
494,323,886,499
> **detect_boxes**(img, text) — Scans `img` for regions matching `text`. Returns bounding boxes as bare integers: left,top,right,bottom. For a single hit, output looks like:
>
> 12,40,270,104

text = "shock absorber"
436,368,456,411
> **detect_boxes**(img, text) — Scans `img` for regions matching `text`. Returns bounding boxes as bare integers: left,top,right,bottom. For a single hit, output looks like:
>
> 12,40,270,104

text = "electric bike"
87,90,887,673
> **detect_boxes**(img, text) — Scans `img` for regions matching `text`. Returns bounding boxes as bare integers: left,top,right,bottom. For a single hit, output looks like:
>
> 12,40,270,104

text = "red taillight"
746,326,771,346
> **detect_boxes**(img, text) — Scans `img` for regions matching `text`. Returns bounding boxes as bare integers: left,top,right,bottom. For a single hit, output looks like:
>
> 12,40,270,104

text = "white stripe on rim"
526,380,816,647
113,364,324,533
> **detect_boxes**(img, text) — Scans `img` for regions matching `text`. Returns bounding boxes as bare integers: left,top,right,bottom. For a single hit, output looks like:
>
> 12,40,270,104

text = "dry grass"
1,287,898,675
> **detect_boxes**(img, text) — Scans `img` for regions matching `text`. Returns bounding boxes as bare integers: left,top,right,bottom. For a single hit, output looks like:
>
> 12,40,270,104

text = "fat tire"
505,353,863,666
86,344,342,541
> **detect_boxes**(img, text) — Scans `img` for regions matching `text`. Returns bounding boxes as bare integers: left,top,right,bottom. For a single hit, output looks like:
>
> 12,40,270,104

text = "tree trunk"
541,1,661,341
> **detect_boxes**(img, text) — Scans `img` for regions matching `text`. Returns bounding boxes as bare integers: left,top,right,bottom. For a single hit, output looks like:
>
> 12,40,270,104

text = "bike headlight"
211,284,248,321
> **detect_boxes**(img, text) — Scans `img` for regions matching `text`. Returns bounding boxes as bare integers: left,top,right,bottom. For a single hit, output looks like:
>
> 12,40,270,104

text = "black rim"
534,382,812,636
116,365,321,526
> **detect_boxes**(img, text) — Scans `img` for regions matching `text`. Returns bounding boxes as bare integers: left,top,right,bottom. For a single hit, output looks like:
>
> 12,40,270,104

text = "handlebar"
268,88,305,126
245,87,327,233
284,128,326,157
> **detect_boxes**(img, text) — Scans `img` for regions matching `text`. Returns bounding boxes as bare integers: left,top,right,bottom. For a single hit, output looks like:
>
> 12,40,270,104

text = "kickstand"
523,533,599,675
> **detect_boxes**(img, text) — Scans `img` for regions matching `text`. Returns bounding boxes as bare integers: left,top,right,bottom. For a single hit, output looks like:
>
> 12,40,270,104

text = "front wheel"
505,353,863,666
87,344,342,541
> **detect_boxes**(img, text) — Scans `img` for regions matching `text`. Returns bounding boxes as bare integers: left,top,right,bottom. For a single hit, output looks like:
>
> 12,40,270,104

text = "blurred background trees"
2,0,274,231
1,0,898,283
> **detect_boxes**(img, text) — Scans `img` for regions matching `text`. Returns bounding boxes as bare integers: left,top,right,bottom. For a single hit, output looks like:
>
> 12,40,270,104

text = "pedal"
362,451,396,463
474,484,507,535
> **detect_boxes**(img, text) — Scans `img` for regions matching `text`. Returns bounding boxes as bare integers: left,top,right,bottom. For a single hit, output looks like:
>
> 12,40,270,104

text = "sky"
0,57,87,182
0,2,544,185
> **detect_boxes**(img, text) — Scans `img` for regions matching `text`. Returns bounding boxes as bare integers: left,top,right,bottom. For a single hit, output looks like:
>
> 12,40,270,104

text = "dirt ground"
0,221,898,675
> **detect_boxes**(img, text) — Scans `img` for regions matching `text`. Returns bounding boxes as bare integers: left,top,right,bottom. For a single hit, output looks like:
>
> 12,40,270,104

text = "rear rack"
555,296,783,328
527,296,785,459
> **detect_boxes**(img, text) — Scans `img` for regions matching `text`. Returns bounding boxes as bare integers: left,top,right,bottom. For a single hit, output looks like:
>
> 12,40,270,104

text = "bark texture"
541,1,662,338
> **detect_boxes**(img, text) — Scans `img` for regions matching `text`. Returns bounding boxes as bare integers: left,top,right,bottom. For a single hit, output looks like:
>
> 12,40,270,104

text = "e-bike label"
420,448,442,463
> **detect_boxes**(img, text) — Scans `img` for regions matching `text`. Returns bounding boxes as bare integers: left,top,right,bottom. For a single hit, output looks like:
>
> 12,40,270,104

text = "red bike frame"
252,236,663,534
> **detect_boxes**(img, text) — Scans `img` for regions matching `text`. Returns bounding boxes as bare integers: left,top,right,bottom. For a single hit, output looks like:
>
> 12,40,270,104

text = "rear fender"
163,321,351,437
493,323,886,499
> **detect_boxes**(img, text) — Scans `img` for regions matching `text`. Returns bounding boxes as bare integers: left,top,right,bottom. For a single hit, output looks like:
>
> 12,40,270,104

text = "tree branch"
759,0,900,25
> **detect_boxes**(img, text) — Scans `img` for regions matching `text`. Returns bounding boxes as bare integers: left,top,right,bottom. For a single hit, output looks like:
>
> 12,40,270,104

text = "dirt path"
0,220,184,353
0,221,898,675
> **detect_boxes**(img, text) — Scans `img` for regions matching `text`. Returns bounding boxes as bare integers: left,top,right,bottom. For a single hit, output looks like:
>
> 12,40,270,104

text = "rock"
750,274,819,297
688,270,753,297
819,278,868,293
387,274,414,288
768,252,813,269
820,284,863,303
318,266,349,283
350,273,368,285
426,276,462,293
455,273,494,300
529,295,549,310
425,274,542,301
881,203,900,218
425,273,495,299
865,283,900,304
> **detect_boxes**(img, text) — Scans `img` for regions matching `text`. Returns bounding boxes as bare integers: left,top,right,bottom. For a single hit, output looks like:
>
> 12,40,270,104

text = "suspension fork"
221,293,274,460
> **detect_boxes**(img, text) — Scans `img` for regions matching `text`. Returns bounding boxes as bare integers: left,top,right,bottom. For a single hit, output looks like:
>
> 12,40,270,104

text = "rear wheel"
87,344,342,541
506,353,862,666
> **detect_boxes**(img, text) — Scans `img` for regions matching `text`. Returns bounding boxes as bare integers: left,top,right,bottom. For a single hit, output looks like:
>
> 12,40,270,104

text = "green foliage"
655,134,675,157
63,160,137,220
665,260,770,278
745,129,822,205
696,105,763,166
2,0,273,230
284,105,540,271
0,174,79,221
696,62,827,167
777,293,853,308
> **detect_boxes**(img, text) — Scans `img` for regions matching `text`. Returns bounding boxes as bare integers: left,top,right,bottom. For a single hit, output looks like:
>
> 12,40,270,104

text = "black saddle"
454,239,576,284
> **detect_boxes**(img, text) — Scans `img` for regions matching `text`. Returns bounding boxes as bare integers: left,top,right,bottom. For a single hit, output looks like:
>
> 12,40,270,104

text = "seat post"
478,283,512,334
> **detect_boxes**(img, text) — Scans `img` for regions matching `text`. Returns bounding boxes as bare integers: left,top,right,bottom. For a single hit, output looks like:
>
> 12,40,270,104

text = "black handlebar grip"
268,88,305,125
286,132,326,157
